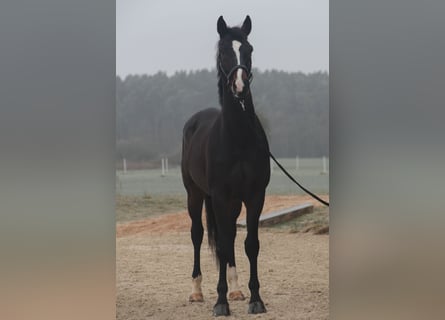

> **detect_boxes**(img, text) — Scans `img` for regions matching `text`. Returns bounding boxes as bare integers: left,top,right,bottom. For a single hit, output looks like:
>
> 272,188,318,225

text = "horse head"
217,15,253,100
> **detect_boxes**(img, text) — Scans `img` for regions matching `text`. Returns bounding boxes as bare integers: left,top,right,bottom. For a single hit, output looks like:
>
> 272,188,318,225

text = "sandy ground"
117,231,328,320
117,195,329,319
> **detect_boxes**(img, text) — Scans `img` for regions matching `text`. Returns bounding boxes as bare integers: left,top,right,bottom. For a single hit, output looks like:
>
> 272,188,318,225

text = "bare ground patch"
117,231,328,320
116,194,329,237
117,194,329,319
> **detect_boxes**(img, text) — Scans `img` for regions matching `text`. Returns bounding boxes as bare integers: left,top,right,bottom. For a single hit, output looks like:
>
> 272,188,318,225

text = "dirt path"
117,195,329,319
117,231,328,320
117,194,329,237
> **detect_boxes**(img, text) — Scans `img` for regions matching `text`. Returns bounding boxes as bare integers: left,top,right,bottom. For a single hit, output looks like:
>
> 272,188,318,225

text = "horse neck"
221,89,256,145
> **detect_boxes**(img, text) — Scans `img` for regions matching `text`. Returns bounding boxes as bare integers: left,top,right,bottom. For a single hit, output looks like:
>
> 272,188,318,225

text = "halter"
218,61,253,85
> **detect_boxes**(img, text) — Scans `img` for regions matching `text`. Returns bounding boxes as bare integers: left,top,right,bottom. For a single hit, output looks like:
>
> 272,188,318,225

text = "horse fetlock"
190,275,204,302
227,266,245,300
228,290,245,301
189,292,204,302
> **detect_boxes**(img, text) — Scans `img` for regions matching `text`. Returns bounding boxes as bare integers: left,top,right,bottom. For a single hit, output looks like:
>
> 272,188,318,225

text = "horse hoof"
248,301,267,314
213,303,230,316
229,290,245,301
189,293,204,302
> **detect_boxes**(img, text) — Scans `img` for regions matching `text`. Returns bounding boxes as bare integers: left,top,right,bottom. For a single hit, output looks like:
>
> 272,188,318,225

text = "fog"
117,0,328,76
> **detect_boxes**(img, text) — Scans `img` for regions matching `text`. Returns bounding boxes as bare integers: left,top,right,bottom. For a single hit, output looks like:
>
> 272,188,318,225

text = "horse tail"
204,196,218,262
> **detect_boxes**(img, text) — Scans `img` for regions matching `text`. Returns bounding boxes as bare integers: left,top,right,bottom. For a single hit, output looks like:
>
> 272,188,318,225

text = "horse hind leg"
226,200,245,301
227,265,245,301
211,196,243,315
207,193,232,316
187,188,205,302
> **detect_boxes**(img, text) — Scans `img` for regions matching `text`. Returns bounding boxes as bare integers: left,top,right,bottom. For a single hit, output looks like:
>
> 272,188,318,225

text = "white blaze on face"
232,40,244,94
227,265,241,292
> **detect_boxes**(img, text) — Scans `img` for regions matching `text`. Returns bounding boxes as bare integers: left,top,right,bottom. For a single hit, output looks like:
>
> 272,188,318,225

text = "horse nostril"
235,79,244,93
241,71,248,81
229,68,249,95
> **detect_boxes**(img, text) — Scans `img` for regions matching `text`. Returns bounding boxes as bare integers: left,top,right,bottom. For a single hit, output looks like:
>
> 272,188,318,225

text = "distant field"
116,158,329,196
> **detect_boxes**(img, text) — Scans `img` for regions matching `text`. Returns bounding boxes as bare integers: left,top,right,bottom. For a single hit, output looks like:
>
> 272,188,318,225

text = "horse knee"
217,280,228,295
191,223,204,245
215,232,235,258
216,242,229,262
244,237,259,258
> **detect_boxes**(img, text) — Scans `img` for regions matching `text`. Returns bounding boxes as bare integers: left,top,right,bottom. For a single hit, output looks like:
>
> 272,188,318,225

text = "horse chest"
228,160,254,184
208,137,269,179
212,158,262,193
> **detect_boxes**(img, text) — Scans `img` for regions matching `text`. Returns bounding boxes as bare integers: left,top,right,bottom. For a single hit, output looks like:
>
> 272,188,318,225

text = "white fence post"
116,174,122,194
165,157,169,173
123,158,127,174
322,156,327,174
270,158,274,174
161,158,165,176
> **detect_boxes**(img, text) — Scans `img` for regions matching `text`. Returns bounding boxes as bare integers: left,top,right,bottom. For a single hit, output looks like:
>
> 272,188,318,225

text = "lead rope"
268,152,329,207
239,98,330,207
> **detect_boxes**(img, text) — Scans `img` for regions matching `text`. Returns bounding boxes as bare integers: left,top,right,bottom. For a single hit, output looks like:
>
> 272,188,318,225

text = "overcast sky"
117,0,328,76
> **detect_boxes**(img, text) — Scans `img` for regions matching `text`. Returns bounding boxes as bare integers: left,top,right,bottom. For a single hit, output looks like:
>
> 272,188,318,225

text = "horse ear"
217,16,227,37
241,15,252,36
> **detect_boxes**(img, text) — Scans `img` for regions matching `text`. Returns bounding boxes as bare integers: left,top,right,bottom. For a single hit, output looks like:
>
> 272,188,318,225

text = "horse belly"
187,146,210,194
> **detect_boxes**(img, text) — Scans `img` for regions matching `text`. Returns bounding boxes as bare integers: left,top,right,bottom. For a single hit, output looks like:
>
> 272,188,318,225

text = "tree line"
116,69,328,164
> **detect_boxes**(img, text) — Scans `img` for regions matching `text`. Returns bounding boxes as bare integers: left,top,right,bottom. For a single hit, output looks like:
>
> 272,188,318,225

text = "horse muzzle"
230,67,250,99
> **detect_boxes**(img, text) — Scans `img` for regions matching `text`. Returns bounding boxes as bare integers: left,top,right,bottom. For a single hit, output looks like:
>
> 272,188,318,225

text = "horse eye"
243,44,252,53
244,48,252,58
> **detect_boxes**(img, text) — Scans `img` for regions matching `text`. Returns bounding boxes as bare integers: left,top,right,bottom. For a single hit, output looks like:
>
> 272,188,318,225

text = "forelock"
219,27,247,46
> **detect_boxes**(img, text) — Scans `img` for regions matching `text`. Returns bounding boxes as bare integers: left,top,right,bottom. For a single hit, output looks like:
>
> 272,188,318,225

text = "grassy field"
116,158,329,231
116,157,329,196
116,194,186,223
268,206,329,234
116,193,329,234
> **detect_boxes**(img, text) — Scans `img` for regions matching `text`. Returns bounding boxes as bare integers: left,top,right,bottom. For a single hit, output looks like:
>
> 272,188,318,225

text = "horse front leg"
211,193,239,316
244,191,267,314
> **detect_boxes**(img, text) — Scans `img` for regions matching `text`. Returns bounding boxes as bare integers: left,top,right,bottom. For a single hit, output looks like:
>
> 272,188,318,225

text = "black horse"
181,15,270,316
